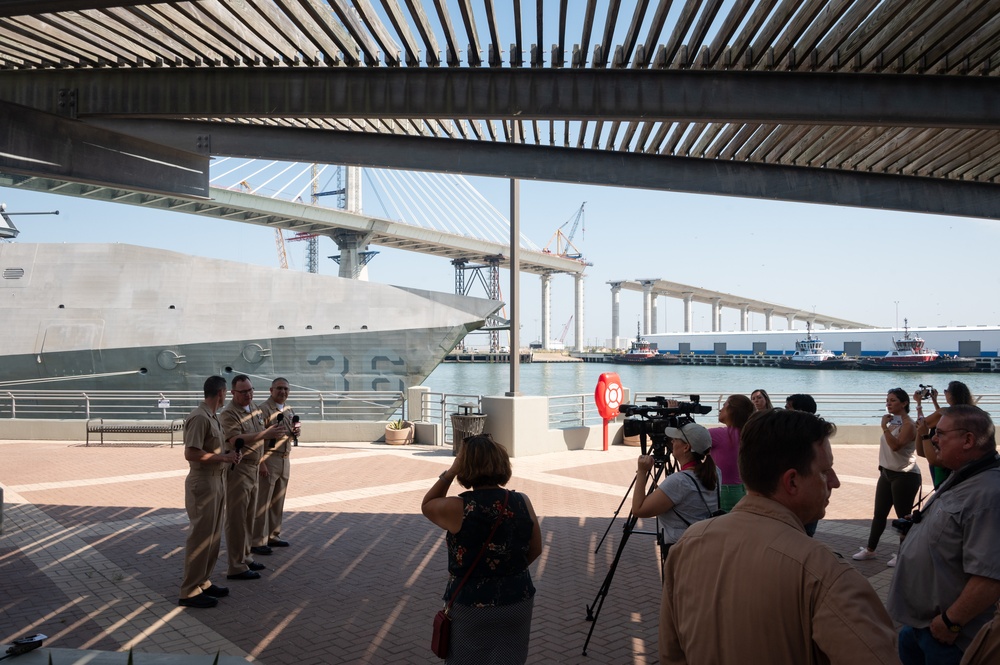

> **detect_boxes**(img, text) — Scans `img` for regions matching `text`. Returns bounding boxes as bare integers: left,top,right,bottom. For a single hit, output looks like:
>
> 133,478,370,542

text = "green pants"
720,483,746,512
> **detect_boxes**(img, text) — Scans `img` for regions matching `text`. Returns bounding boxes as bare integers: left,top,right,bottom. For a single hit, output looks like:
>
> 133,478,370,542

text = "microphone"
271,413,284,449
291,415,300,446
231,438,244,470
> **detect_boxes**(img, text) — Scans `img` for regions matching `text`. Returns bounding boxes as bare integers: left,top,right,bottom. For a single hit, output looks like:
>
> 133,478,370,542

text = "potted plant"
384,419,414,445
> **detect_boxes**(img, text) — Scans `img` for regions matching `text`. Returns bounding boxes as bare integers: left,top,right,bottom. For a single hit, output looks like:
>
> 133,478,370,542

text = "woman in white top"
853,388,921,567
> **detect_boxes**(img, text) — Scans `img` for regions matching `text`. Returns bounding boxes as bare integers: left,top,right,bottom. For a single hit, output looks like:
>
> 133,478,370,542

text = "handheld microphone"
231,438,244,470
271,412,284,449
291,415,300,446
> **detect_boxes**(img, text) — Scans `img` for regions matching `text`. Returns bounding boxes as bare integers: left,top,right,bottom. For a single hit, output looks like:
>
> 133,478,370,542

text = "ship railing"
0,390,404,422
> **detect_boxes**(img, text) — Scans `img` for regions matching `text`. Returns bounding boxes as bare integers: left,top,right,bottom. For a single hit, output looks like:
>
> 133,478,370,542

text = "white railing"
0,390,404,422
420,391,482,444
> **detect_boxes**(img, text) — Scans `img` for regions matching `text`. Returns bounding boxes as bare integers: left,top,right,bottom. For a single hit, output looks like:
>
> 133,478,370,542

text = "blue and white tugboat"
778,324,857,370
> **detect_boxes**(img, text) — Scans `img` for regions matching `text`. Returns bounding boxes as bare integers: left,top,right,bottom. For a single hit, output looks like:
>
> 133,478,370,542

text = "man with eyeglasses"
220,374,283,581
888,404,1000,665
253,377,300,552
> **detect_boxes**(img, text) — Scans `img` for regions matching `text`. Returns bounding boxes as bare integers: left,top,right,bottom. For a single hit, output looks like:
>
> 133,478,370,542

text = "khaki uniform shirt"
219,400,266,464
660,494,899,665
259,397,295,459
183,403,225,473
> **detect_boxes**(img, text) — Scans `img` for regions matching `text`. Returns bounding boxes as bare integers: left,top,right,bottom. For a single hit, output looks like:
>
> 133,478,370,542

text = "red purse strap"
443,490,510,613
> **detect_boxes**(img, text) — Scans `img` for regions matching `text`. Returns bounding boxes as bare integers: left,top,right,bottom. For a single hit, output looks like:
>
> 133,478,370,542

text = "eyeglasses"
934,428,968,438
234,388,254,395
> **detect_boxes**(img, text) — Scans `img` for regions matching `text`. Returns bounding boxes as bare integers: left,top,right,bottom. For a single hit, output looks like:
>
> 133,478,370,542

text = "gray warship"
0,243,499,404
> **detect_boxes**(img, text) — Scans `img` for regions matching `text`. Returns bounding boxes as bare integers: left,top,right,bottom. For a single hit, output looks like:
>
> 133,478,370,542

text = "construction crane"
558,315,574,345
543,202,586,260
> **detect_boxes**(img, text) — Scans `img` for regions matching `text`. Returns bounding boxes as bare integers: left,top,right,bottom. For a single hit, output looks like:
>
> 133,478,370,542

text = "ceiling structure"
1,0,1000,226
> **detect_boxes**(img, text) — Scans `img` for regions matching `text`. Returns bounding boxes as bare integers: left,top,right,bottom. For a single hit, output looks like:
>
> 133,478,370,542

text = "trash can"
450,402,486,455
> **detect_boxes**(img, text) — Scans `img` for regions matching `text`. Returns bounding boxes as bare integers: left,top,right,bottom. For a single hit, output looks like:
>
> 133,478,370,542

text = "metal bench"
85,419,185,447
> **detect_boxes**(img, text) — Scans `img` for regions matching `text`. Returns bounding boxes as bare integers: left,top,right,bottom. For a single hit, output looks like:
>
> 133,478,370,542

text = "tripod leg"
583,512,638,655
582,463,666,656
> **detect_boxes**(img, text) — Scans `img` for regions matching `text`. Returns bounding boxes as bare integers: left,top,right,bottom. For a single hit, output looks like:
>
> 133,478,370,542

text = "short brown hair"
455,434,512,489
739,409,836,496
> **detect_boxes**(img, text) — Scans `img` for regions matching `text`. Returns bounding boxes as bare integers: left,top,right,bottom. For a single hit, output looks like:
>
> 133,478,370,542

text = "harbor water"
422,362,1000,424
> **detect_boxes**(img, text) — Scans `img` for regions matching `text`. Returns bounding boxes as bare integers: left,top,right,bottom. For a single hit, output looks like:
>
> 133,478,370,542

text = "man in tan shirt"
253,377,300,551
659,409,899,664
220,374,283,580
178,375,240,608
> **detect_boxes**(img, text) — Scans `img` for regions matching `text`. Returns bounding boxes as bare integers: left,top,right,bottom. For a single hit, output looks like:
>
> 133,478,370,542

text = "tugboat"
858,320,977,372
611,323,657,364
778,324,857,370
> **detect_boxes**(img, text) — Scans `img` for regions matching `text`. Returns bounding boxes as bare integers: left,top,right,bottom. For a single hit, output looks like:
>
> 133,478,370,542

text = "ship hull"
778,358,858,370
857,358,977,372
0,243,499,414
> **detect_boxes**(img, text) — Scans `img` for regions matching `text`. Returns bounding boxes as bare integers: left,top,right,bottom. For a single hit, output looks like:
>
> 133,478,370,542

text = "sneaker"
852,547,877,561
887,553,897,567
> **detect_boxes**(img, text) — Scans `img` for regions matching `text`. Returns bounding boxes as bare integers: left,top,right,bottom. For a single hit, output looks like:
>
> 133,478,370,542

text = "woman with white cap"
631,421,722,553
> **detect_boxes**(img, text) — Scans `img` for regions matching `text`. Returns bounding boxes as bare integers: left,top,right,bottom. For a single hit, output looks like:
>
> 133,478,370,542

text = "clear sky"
5,168,999,351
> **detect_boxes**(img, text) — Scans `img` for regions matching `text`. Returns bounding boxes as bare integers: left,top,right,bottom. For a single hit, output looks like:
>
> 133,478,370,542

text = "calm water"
422,362,1000,424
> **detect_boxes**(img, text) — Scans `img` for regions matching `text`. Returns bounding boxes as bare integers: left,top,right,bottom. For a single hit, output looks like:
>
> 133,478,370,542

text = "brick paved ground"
0,438,929,664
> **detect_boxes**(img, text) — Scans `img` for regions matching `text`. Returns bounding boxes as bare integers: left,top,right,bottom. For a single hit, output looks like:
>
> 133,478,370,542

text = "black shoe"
250,545,273,556
179,594,218,608
226,570,261,580
248,561,267,571
267,539,290,547
203,585,229,598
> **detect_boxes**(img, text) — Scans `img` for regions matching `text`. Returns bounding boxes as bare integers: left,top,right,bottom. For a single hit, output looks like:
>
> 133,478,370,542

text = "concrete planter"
384,421,414,445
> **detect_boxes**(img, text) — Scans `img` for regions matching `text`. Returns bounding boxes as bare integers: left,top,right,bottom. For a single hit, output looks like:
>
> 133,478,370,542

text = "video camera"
620,395,711,466
918,384,934,399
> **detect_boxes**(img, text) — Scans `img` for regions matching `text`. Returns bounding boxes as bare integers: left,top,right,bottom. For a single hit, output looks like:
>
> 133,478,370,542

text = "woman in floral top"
422,434,542,664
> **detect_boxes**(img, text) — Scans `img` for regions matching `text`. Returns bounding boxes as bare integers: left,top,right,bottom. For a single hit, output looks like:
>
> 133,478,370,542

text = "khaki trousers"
253,455,290,546
224,461,259,575
179,470,225,598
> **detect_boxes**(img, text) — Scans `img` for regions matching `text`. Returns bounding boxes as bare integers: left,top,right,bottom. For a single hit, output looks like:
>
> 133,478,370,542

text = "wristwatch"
941,610,962,633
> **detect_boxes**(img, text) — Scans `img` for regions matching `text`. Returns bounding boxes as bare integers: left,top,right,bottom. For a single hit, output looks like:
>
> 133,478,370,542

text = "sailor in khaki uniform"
253,377,300,551
220,374,283,580
178,375,239,608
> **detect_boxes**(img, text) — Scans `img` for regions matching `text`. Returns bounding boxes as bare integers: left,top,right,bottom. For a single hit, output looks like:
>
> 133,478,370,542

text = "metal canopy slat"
430,0,462,66
381,0,426,66
292,0,363,67
352,0,404,67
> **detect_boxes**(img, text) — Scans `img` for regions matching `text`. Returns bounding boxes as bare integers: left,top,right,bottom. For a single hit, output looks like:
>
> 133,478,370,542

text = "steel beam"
0,101,208,198
2,68,1000,129
0,1,163,16
88,120,1000,221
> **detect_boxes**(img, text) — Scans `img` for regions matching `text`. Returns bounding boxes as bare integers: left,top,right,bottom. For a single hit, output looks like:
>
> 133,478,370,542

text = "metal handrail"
0,390,404,422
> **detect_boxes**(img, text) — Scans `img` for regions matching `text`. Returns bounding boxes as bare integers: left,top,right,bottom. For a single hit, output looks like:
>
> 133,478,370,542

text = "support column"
651,294,659,335
331,230,373,280
786,313,797,328
574,273,584,353
507,179,520,396
610,282,622,349
683,293,693,333
712,298,722,332
764,308,774,331
641,280,655,336
540,273,552,350
344,166,367,279
740,304,750,331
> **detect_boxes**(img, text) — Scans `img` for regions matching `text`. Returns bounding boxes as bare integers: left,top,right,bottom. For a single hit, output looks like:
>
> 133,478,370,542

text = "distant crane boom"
543,203,587,261
558,315,574,344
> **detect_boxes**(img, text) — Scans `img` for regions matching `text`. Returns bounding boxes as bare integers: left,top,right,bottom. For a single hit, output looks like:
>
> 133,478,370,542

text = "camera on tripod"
621,396,712,466
918,384,934,399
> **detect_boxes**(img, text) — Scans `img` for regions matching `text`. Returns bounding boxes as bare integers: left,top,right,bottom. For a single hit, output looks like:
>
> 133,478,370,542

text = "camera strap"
672,471,716,526
912,452,1000,522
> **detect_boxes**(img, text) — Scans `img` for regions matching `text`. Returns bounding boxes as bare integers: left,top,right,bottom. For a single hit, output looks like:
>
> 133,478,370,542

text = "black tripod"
582,447,678,656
